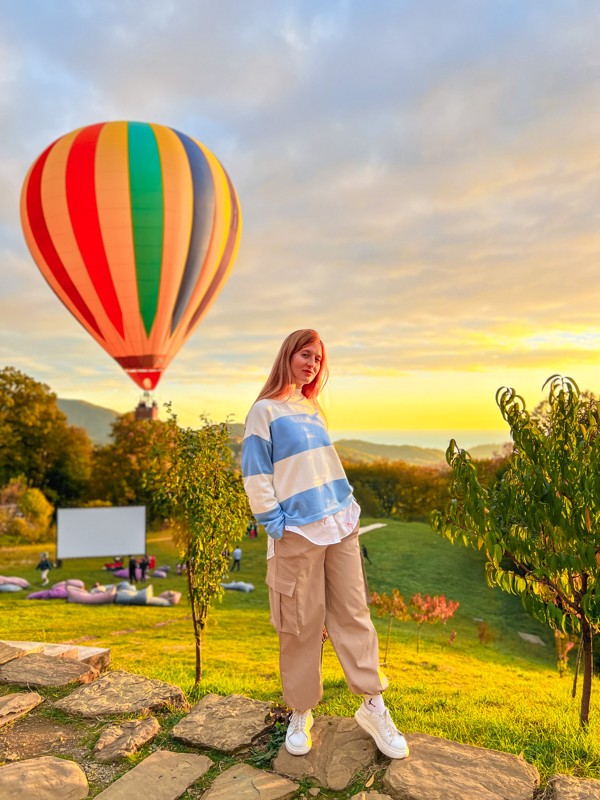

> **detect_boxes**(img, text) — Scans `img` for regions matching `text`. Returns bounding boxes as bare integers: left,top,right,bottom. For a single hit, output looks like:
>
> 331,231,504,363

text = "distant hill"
467,442,511,460
57,398,118,445
334,439,446,466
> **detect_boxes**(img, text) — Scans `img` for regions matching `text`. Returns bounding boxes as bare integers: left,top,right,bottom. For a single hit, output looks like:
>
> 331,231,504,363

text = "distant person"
36,552,53,586
241,328,408,760
176,562,187,575
361,543,372,565
139,555,150,581
231,546,242,572
128,555,138,584
252,522,258,538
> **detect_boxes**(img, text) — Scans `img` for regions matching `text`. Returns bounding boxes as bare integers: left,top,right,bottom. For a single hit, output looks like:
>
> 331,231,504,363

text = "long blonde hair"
256,329,329,403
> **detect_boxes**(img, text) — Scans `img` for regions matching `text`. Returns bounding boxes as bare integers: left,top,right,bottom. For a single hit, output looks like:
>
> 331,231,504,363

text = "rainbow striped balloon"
20,121,241,390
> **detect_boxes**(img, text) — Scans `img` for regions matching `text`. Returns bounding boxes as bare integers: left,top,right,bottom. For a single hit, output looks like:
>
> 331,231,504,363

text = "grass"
1,519,600,785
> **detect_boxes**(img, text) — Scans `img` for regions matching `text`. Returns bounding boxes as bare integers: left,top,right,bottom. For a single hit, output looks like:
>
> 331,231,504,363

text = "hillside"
57,398,118,445
334,438,446,466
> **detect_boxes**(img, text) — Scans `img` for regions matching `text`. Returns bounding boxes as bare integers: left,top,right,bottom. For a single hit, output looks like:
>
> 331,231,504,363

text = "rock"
203,763,298,799
308,789,320,797
545,773,600,799
383,732,539,800
0,641,42,665
0,754,88,800
94,717,161,762
172,693,275,752
76,644,111,672
92,749,212,799
350,793,393,800
54,670,187,717
0,652,99,687
0,691,43,727
273,715,378,792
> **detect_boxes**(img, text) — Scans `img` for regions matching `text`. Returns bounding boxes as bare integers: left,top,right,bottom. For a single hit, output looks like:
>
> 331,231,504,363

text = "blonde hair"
256,329,329,403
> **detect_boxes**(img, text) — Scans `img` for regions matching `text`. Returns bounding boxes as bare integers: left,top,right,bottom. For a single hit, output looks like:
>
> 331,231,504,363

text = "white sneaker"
355,703,409,759
285,709,314,755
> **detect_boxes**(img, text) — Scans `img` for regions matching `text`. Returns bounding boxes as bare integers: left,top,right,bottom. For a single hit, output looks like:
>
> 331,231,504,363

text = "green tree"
432,375,600,727
89,412,172,519
147,411,249,685
0,477,54,543
0,367,92,505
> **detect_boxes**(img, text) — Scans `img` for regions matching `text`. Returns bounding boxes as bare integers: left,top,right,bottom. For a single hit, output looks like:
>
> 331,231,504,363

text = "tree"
89,413,172,519
432,375,600,727
0,477,54,543
409,593,460,652
0,367,92,505
370,589,409,665
147,411,249,685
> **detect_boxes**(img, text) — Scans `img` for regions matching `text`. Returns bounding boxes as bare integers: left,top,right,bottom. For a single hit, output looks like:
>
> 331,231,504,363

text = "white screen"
56,506,146,559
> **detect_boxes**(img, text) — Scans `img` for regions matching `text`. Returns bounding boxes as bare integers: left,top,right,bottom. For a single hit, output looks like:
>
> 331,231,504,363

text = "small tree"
0,477,54,543
370,589,409,665
409,593,460,652
147,411,249,685
432,375,600,727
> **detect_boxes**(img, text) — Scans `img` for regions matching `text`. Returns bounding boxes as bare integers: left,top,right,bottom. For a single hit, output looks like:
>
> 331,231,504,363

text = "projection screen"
56,506,146,559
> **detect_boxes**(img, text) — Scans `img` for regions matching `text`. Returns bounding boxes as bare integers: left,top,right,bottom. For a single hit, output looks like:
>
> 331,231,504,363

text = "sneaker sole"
354,710,409,759
285,716,314,756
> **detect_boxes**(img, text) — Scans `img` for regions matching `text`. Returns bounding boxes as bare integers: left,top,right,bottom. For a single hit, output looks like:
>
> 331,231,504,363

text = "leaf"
365,773,375,788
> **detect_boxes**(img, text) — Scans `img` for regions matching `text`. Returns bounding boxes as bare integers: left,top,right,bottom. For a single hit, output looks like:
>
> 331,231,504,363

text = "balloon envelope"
20,121,241,390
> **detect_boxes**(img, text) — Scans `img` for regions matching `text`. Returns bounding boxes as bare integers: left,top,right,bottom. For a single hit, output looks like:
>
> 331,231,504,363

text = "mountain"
333,439,446,466
57,398,118,445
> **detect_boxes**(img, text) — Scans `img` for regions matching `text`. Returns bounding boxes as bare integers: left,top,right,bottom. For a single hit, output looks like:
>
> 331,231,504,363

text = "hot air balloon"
20,121,241,391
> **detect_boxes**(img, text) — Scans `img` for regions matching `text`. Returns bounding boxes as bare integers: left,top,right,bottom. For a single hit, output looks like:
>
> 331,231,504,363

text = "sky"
2,0,600,449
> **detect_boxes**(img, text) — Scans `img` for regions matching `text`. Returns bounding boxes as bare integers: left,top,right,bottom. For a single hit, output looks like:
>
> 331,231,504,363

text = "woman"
242,329,408,759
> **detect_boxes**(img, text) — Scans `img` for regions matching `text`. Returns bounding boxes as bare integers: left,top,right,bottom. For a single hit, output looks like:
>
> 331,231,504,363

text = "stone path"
0,639,598,799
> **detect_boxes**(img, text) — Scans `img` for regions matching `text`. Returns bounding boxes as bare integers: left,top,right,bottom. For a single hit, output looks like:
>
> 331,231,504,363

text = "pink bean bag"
113,568,145,581
66,585,117,605
0,576,30,588
159,590,182,605
52,579,85,590
27,586,67,600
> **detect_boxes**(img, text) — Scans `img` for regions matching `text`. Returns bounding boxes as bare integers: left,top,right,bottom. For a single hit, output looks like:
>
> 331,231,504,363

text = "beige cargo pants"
266,528,387,711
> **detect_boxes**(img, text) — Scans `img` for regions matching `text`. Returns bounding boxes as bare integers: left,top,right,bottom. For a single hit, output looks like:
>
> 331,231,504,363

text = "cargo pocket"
266,570,299,635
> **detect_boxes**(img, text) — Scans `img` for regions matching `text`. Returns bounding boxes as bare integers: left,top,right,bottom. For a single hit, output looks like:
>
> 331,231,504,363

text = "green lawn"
1,519,599,784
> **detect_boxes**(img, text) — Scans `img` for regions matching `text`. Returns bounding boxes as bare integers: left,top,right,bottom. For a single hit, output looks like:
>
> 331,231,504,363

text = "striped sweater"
242,389,354,539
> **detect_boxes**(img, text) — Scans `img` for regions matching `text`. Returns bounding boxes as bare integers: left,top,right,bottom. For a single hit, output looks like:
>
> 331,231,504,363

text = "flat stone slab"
93,749,212,800
0,690,43,727
0,641,43,665
172,693,274,752
545,774,600,799
273,715,378,791
94,717,161,762
0,652,99,687
203,763,298,799
1,640,110,671
383,732,540,800
0,754,88,800
54,670,187,717
351,793,393,800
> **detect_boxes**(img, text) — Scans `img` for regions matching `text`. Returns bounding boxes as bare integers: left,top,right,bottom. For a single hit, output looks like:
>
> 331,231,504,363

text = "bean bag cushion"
114,568,147,581
115,586,153,605
27,586,68,600
0,576,30,588
159,590,182,605
221,581,255,592
147,597,170,606
67,585,117,605
117,581,135,591
52,579,85,589
0,583,23,592
157,565,171,572
152,570,168,578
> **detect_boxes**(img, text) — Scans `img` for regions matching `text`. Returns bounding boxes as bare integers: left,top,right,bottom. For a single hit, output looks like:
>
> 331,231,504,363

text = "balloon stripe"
66,124,125,338
147,124,193,356
94,122,147,355
170,131,216,334
24,144,104,339
128,122,164,337
184,170,241,335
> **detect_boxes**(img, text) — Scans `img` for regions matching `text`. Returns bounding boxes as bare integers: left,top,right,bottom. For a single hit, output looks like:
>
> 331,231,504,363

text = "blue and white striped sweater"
242,391,354,539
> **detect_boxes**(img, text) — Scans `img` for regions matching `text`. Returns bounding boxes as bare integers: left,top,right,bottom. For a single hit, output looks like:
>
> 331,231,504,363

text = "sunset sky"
2,1,600,449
